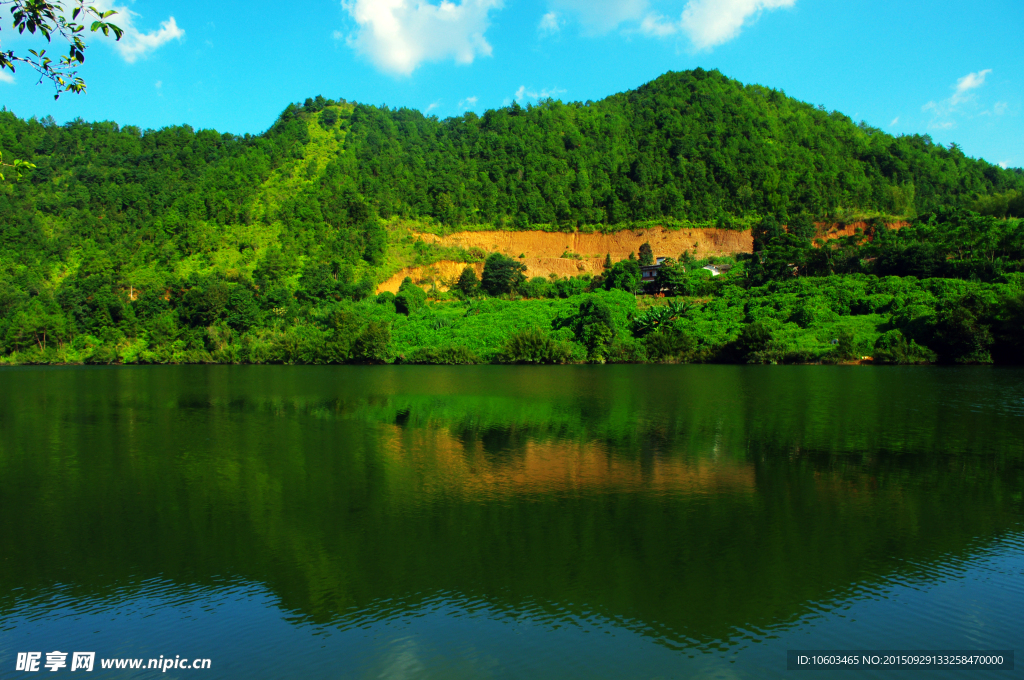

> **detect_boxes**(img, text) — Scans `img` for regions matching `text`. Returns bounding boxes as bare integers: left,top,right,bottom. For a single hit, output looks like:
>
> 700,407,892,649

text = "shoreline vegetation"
1,69,1023,367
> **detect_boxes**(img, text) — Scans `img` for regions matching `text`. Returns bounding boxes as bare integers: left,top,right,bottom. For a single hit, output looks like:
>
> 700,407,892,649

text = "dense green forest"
1,68,1023,366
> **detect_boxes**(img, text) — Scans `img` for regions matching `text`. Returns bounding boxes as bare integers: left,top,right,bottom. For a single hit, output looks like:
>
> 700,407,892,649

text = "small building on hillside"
641,257,667,283
702,263,733,276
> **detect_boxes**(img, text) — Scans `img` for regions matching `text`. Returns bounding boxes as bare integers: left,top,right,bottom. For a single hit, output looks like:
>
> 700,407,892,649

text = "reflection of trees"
0,365,1022,649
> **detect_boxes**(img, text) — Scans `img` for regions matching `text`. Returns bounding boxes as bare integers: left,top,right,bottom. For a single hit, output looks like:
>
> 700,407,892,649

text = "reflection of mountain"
0,365,1022,650
378,424,757,499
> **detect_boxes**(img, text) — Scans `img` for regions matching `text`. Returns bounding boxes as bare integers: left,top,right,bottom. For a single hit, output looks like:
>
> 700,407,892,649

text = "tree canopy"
0,69,1023,366
0,0,122,98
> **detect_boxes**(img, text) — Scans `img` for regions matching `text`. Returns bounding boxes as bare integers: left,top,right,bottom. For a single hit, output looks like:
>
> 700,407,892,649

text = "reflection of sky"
3,532,1021,680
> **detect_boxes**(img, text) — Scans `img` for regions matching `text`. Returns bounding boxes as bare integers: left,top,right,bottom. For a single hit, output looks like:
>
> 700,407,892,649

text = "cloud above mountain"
343,0,502,75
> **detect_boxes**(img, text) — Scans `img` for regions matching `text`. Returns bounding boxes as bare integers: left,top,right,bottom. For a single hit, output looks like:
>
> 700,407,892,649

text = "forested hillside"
1,68,1023,365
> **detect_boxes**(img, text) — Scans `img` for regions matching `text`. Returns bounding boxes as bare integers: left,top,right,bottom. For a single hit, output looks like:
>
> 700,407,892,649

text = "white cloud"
92,1,184,63
679,0,796,50
583,0,796,48
951,69,990,105
332,29,344,40
459,95,478,108
639,13,678,37
0,70,14,84
890,116,899,126
515,85,566,102
999,161,1009,169
994,101,1008,115
923,69,994,130
545,0,648,35
0,3,182,63
538,11,562,34
343,0,502,76
425,100,441,113
118,16,183,62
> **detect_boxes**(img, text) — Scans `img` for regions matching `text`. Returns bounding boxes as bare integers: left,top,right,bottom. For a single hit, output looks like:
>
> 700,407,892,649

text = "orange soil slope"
377,222,908,294
379,227,752,293
378,260,485,294
421,226,752,260
817,220,909,240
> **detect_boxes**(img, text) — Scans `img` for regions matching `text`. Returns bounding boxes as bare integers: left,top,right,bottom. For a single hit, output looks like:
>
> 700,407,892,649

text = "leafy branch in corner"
1,0,122,98
0,150,35,181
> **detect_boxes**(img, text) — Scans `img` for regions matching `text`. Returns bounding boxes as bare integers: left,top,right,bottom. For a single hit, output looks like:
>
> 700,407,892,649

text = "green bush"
604,259,641,293
521,276,553,299
644,325,696,362
736,321,776,362
482,253,527,296
395,278,427,315
85,345,118,365
498,327,574,364
873,329,934,364
571,297,617,360
554,276,589,298
352,322,393,363
456,266,480,296
407,345,480,364
822,328,859,363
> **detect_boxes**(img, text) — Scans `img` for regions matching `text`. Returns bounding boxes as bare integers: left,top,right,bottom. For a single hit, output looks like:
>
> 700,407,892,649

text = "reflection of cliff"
0,365,1022,651
378,424,756,499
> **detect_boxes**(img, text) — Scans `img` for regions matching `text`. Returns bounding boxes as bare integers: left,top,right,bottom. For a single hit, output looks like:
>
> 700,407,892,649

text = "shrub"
604,259,641,293
482,253,527,296
498,327,574,364
793,298,840,327
456,266,480,296
395,278,427,315
554,276,588,298
644,325,695,362
352,322,393,363
606,338,647,363
572,298,616,360
736,321,774,359
408,345,480,364
822,328,859,363
85,344,118,365
521,276,553,299
873,329,935,364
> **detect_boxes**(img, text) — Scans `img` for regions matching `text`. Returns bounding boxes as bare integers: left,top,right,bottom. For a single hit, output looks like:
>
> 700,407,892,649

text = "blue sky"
1,0,1021,169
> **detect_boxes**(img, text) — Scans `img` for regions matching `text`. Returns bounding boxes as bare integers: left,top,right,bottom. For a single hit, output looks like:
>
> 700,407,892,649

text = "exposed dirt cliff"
379,227,752,293
418,227,752,261
378,222,908,293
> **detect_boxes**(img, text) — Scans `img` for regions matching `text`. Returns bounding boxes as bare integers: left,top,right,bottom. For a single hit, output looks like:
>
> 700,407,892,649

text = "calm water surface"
0,365,1022,679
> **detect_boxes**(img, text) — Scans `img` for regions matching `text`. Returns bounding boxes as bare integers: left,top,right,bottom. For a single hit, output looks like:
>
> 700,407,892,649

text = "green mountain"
1,68,1022,366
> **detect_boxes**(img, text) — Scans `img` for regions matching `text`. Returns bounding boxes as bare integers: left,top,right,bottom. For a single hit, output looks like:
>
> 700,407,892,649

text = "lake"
0,365,1021,678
